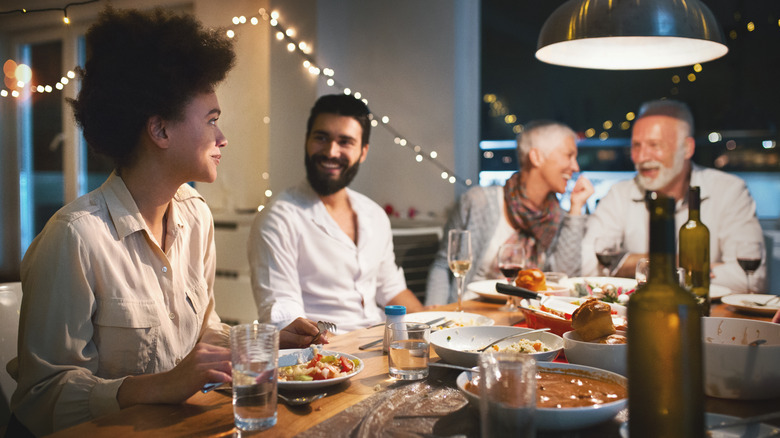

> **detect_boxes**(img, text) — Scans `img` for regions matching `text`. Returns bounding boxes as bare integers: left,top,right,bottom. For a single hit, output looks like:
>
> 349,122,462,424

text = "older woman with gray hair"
425,120,594,306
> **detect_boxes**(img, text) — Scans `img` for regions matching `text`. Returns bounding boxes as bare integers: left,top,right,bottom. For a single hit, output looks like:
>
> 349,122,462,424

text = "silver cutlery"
750,295,780,307
358,317,444,350
278,392,327,406
311,320,337,344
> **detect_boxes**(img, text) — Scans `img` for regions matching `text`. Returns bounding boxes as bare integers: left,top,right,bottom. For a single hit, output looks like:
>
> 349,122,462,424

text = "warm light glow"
262,172,270,180
298,42,308,51
60,77,68,84
354,92,362,99
585,128,596,138
483,93,496,103
226,30,235,38
381,116,389,124
270,11,279,19
63,15,70,24
399,139,407,146
326,78,334,86
3,59,17,77
599,132,609,140
44,85,52,92
264,189,273,197
276,31,284,40
449,176,456,184
286,28,295,37
504,114,516,124
687,73,697,82
429,151,437,159
12,90,19,97
413,145,422,153
15,64,32,83
708,132,722,143
602,120,613,130
626,112,635,121
672,75,680,84
747,22,755,32
303,60,310,68
239,16,246,24
287,43,295,52
263,116,270,124
441,172,448,179
343,88,351,95
415,155,423,162
67,70,75,79
232,16,240,25
55,83,64,90
370,120,378,127
0,90,7,97
621,121,631,130
36,85,44,92
251,17,258,25
693,63,702,73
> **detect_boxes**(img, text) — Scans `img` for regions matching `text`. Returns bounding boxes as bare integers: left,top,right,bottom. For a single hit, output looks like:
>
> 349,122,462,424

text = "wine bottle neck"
647,193,678,284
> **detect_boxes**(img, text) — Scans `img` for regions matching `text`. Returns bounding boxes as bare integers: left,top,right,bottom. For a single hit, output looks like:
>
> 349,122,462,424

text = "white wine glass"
448,229,473,312
736,241,763,294
594,236,622,277
497,243,526,312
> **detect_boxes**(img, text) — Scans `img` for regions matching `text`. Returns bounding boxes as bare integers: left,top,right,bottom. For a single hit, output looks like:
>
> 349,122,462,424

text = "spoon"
278,392,326,406
477,328,551,352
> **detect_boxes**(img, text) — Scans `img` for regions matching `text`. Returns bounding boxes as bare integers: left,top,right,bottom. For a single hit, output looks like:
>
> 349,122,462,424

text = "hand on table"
773,308,780,324
118,342,232,407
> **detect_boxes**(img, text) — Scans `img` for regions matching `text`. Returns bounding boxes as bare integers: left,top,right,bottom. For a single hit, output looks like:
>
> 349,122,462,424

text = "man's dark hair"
69,6,236,168
305,94,371,146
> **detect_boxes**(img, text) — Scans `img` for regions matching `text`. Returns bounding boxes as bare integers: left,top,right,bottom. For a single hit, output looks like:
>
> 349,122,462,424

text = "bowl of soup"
702,317,780,400
456,361,628,431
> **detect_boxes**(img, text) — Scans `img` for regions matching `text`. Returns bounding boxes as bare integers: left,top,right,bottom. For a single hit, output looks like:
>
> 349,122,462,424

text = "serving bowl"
456,361,628,431
562,330,627,376
430,326,563,368
702,317,780,400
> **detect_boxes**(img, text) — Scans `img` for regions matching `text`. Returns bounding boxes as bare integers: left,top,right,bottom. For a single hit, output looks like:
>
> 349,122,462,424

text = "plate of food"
277,346,364,389
561,277,638,304
721,294,780,316
405,311,494,329
430,325,563,367
457,361,628,431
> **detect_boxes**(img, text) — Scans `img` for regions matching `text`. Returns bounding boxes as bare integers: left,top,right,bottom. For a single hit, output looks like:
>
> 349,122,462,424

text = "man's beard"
305,153,361,196
635,144,686,191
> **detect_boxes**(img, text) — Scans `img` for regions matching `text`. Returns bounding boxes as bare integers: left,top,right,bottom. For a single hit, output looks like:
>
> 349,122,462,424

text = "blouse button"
162,266,168,273
169,312,176,320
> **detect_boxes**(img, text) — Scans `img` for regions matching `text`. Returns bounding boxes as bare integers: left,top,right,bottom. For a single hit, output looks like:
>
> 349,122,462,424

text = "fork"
753,295,780,307
311,320,336,344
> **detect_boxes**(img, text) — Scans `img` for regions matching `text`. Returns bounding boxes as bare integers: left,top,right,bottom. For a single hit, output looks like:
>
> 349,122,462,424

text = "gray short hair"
637,99,694,137
516,120,577,170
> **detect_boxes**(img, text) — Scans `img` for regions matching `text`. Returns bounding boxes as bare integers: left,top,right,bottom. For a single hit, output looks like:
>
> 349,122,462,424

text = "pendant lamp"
535,0,728,70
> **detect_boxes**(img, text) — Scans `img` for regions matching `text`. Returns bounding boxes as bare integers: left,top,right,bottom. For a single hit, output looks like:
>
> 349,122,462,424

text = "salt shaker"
382,305,406,353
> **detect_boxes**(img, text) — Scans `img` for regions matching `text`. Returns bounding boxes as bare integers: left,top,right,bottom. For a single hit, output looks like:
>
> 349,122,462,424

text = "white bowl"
430,326,563,368
702,317,780,400
563,330,627,376
456,361,628,431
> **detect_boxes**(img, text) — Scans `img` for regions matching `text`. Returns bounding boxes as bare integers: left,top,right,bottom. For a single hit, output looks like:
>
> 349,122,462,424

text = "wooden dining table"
49,299,778,438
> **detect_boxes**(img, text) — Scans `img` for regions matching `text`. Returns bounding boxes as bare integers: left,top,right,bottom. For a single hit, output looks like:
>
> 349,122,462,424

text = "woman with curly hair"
6,7,323,436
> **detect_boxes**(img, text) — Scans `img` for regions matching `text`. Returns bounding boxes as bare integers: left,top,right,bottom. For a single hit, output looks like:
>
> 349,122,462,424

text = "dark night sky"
480,0,780,141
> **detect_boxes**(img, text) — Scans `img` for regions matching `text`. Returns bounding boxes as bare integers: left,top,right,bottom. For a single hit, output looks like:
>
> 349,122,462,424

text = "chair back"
0,282,22,407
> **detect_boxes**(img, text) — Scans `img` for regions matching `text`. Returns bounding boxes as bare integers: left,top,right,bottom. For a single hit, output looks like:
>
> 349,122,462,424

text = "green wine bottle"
628,192,704,438
679,186,711,316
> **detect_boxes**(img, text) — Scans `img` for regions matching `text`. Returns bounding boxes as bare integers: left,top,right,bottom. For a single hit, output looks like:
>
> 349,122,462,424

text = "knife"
495,282,543,300
358,316,445,350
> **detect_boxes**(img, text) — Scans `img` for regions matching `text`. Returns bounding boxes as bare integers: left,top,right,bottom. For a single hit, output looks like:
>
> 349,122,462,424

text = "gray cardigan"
425,185,586,306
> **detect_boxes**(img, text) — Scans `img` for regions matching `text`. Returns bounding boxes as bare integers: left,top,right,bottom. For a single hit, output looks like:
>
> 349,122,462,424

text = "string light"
0,1,99,24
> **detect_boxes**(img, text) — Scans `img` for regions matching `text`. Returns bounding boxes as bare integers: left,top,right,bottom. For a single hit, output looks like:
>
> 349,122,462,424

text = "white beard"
635,145,686,191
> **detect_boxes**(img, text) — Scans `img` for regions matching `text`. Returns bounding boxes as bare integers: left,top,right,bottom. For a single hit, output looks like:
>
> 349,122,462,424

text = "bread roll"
515,269,547,292
571,298,616,341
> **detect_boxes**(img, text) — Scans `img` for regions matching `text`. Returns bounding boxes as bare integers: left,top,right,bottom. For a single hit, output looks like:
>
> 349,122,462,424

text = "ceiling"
480,0,780,141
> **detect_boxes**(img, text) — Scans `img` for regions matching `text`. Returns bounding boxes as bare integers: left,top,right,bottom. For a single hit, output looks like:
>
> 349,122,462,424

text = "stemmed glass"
594,236,622,277
448,229,473,312
736,241,763,294
497,243,526,312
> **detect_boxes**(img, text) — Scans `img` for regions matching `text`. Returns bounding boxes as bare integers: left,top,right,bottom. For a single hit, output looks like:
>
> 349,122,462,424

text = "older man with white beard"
581,99,765,294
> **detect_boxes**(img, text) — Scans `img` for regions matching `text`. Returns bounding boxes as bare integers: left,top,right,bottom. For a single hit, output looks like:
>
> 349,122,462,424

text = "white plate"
430,326,563,367
619,413,780,437
467,279,506,302
709,284,732,300
721,294,780,316
405,311,494,329
277,348,364,390
457,362,628,431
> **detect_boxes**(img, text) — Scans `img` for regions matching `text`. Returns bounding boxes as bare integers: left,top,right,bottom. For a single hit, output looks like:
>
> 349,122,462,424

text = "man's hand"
280,317,326,349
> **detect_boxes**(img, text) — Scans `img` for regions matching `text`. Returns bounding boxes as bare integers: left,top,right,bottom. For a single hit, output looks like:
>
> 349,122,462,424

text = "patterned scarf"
502,172,563,269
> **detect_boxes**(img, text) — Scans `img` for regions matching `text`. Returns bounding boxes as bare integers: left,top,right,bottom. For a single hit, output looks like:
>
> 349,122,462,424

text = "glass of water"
230,323,279,432
387,322,431,380
479,352,536,438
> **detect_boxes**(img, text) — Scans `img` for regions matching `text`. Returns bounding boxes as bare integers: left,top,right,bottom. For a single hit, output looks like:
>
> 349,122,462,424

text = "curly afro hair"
69,7,236,168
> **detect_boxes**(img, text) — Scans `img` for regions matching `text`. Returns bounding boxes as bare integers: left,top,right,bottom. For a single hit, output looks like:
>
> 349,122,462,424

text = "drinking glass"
479,352,536,438
448,229,472,311
497,243,526,312
594,236,622,277
736,241,763,294
635,258,649,286
387,322,431,380
230,323,279,432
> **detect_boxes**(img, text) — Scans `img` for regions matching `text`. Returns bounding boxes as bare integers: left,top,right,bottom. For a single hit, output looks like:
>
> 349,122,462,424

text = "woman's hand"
569,175,595,215
280,317,327,349
117,342,232,407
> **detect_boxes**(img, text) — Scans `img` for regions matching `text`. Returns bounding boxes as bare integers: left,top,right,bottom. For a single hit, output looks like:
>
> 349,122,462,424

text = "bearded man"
581,99,765,293
248,94,423,332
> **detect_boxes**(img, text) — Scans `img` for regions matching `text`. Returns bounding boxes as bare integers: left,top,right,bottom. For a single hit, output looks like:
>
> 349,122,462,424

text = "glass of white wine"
448,229,473,312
